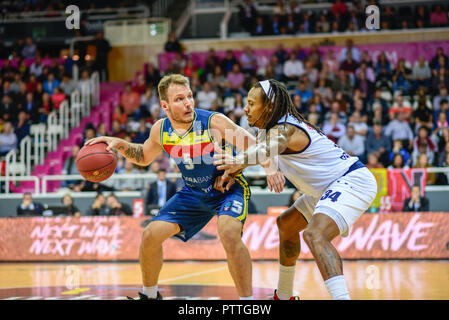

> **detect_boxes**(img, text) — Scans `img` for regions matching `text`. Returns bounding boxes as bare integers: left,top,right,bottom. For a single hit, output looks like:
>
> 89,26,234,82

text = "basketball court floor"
0,260,448,300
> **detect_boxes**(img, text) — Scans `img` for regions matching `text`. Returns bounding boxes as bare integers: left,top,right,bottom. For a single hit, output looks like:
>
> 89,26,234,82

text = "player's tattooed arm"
85,120,163,167
117,143,144,163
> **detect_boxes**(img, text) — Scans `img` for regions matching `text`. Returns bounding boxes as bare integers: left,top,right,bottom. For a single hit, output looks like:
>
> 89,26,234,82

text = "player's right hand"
84,136,122,152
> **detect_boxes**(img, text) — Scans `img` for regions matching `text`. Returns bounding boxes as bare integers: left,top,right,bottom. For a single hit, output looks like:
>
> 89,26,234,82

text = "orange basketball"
75,142,117,182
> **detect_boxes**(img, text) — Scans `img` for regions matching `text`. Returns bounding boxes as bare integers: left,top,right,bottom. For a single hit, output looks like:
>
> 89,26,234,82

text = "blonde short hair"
158,74,190,102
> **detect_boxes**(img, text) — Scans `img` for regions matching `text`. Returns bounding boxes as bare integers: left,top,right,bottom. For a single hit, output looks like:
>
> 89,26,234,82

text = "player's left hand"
213,174,235,193
213,143,244,175
267,171,285,193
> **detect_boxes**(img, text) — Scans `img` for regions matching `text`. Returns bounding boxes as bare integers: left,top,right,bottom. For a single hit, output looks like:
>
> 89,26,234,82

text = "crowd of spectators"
0,37,93,161
238,1,449,36
83,36,449,195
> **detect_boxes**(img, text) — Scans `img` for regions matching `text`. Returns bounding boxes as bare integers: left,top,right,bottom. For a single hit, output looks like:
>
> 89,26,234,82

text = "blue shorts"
151,176,250,242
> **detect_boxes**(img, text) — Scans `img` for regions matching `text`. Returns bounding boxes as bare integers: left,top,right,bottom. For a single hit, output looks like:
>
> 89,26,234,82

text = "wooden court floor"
0,260,448,300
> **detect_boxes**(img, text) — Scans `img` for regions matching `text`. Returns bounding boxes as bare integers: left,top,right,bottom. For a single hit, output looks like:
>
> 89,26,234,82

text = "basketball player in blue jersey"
85,74,285,300
214,79,377,300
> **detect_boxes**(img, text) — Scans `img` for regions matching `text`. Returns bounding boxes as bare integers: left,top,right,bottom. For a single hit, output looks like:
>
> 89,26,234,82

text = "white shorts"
293,167,377,237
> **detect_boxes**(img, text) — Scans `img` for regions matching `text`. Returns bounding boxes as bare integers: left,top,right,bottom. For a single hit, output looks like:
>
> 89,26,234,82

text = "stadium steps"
12,82,124,194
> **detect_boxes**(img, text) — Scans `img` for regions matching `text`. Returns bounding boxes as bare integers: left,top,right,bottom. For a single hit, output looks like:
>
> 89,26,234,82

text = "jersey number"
183,153,194,170
320,190,342,202
231,200,243,214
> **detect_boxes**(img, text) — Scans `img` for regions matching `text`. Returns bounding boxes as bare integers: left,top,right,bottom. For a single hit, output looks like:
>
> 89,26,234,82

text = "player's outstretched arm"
213,123,296,174
84,120,163,166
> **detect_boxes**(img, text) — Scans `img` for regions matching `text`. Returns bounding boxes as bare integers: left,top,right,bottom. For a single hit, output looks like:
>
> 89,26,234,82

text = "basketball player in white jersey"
214,79,377,300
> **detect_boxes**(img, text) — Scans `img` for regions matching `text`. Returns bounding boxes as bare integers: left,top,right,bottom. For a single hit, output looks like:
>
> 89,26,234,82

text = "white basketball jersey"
274,115,359,198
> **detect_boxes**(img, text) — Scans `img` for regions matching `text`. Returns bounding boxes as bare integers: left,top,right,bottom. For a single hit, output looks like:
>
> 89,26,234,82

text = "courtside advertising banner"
0,213,448,261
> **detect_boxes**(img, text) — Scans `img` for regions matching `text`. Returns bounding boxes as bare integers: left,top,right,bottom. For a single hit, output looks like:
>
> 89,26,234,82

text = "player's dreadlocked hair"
254,79,324,134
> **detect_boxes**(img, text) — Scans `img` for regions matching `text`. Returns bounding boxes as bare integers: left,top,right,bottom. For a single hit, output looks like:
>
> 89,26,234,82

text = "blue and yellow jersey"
160,109,248,198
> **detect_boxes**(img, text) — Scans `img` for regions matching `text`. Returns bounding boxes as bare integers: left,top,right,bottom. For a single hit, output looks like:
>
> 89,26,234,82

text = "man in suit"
402,185,430,212
17,192,43,216
146,168,177,211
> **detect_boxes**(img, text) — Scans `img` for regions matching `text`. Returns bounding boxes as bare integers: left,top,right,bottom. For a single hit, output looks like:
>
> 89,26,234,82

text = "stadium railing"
0,168,448,196
3,71,100,193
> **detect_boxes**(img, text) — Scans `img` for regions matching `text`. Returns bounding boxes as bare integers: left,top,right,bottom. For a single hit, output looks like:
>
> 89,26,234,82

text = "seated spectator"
388,153,409,169
294,81,313,106
208,65,227,96
110,119,127,139
413,153,436,185
385,112,414,150
221,50,238,75
348,111,368,140
61,194,81,217
375,52,391,76
324,100,348,125
323,112,346,143
0,94,16,123
120,82,141,118
430,4,448,27
16,192,43,216
62,145,83,189
389,139,410,166
283,52,304,81
14,111,30,144
77,69,92,95
59,73,77,96
112,104,128,127
366,122,391,166
133,119,150,144
146,168,177,211
114,159,144,191
389,94,413,121
0,121,17,156
303,60,319,84
29,56,44,78
225,64,246,97
355,69,374,101
392,58,412,94
86,193,108,216
43,73,60,94
412,57,432,91
21,37,37,59
338,39,360,63
412,126,437,166
316,12,330,33
323,49,339,77
145,62,161,88
140,87,159,118
269,15,282,35
196,82,217,110
338,125,366,161
366,152,384,169
239,45,257,76
238,0,258,33
402,185,429,212
331,70,353,100
340,51,359,75
164,31,182,53
412,102,434,132
431,68,449,95
51,87,66,109
433,86,449,113
429,47,449,71
80,125,97,148
105,194,133,216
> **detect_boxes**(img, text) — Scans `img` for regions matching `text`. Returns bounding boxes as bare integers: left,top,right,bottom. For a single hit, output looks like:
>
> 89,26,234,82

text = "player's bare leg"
275,206,308,299
217,215,253,299
139,220,180,298
303,213,350,300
